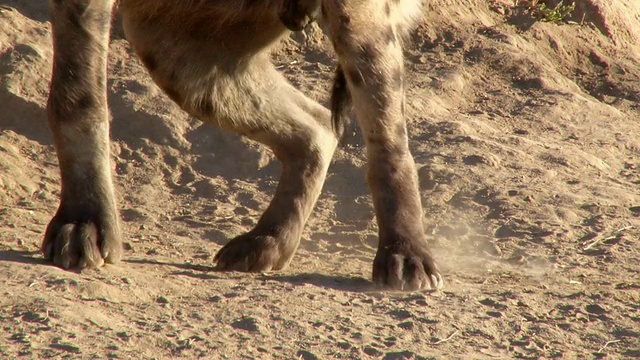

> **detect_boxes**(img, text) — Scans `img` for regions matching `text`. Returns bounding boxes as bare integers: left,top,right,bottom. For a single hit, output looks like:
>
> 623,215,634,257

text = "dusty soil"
1,0,639,358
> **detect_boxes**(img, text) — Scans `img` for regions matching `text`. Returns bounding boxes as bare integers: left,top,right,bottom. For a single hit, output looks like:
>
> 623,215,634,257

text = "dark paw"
42,213,122,269
372,241,443,291
279,0,321,31
214,231,297,272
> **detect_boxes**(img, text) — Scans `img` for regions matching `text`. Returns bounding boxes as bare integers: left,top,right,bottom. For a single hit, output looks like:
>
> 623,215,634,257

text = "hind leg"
43,0,122,269
322,0,443,290
209,65,338,271
130,51,337,271
120,3,337,271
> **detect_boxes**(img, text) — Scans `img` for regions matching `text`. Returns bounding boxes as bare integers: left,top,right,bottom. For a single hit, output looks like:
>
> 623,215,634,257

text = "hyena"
44,0,443,291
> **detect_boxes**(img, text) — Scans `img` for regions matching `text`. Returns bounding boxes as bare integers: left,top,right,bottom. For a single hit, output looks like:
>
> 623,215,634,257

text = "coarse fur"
44,0,443,291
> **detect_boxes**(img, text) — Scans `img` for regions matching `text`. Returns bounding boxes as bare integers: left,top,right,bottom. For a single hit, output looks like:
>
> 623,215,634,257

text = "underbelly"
116,0,289,118
119,0,289,62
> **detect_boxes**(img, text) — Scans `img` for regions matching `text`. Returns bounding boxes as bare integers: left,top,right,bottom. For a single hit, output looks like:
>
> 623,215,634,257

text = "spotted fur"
44,0,443,291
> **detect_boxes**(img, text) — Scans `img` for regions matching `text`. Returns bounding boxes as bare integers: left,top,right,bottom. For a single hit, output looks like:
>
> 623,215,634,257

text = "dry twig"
597,339,621,353
582,226,633,251
431,330,459,345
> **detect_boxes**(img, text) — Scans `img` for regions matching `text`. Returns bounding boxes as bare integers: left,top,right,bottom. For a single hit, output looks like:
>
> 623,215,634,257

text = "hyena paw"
372,240,444,291
42,210,122,270
214,231,298,272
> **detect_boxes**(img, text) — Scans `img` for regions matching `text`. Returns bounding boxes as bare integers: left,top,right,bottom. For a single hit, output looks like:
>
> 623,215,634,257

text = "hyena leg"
129,53,337,270
209,66,338,271
322,0,443,290
43,0,122,269
121,3,335,271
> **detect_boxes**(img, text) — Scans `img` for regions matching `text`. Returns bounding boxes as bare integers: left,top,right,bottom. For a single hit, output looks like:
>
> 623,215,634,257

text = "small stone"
10,333,29,343
383,350,415,360
116,332,131,342
231,317,260,332
387,309,411,320
417,167,437,190
463,154,500,167
585,304,608,315
414,55,428,64
296,350,319,360
363,346,383,356
50,343,81,354
397,321,415,330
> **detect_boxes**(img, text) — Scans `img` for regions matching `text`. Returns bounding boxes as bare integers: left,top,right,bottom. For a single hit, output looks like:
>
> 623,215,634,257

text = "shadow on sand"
125,257,375,291
0,249,49,266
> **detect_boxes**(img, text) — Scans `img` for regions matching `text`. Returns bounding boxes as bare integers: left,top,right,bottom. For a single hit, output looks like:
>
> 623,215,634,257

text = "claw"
215,232,298,272
42,216,121,270
372,243,443,291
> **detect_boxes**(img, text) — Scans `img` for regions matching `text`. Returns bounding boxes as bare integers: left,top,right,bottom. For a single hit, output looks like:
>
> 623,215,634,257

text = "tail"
330,64,351,138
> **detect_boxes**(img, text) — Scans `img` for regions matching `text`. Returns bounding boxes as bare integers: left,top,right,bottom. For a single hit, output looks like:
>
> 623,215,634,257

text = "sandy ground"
1,0,639,358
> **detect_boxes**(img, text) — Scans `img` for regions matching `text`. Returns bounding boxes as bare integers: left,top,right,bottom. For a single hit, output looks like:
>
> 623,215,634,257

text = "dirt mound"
1,1,639,358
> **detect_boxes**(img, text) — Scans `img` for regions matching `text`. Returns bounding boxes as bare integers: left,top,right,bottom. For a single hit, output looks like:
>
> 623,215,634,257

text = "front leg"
43,0,122,269
279,0,321,31
322,0,444,290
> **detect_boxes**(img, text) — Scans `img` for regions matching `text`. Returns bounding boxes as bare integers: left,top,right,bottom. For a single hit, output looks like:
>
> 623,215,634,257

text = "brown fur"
44,0,443,291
